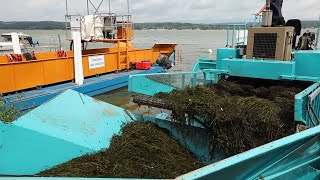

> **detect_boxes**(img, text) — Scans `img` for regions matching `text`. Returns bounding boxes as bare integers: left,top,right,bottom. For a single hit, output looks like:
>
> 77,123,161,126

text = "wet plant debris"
38,122,205,179
0,98,20,124
156,77,311,157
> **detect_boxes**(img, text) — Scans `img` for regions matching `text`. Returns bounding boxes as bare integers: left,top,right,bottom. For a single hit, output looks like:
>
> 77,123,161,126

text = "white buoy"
208,49,213,60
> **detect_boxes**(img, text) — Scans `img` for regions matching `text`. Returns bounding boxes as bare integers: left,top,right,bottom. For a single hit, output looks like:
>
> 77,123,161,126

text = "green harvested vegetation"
156,78,310,156
38,122,205,179
0,97,20,124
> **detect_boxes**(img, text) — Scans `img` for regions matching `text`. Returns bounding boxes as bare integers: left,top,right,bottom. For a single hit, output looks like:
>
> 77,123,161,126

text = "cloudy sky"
1,0,319,23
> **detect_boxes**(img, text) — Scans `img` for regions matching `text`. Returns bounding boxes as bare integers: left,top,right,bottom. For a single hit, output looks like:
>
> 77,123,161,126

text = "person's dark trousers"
272,17,286,27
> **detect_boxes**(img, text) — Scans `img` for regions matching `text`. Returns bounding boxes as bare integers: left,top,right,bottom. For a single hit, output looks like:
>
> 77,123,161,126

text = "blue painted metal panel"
176,126,320,180
128,72,204,96
0,124,94,175
216,48,240,61
199,60,216,70
295,51,320,78
1,89,320,179
192,57,217,73
136,114,216,164
0,90,133,175
219,58,295,80
192,59,201,72
0,178,149,180
295,83,320,127
128,75,175,96
190,51,320,83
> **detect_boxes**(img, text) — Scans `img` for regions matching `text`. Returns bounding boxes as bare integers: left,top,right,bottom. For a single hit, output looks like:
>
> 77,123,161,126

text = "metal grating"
145,73,204,89
129,72,204,96
253,33,277,59
295,83,320,129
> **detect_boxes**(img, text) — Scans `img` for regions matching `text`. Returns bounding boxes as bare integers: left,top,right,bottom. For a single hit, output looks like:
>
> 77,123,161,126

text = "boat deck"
4,67,164,112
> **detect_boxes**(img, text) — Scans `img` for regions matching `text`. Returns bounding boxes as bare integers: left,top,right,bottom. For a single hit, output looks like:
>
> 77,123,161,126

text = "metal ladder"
116,40,130,70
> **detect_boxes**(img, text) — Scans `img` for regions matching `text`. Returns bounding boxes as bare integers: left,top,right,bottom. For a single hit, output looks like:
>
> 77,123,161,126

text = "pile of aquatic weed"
38,122,205,179
0,97,20,124
156,77,311,156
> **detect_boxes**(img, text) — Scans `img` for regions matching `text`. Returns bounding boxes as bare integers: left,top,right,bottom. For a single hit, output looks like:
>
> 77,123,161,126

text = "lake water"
0,29,315,111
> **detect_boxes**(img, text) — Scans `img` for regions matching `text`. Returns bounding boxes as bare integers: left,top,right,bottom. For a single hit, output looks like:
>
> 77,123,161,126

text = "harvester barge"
0,0,177,111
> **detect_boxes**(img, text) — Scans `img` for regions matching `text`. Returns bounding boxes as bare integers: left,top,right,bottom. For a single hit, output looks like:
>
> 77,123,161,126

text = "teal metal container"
1,86,320,179
176,126,320,180
0,90,134,175
2,49,320,179
126,48,320,179
0,90,213,177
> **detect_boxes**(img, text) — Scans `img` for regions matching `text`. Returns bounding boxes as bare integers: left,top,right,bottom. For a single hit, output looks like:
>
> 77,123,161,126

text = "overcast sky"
1,0,319,23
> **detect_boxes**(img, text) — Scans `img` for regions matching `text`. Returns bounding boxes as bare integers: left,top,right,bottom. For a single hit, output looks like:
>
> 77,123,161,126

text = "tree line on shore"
0,21,318,30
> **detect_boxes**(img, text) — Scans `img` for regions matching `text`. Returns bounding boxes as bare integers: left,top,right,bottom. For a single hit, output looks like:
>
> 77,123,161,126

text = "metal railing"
307,86,320,127
226,14,262,47
65,13,133,41
315,16,320,49
295,83,320,128
129,72,205,96
226,24,247,47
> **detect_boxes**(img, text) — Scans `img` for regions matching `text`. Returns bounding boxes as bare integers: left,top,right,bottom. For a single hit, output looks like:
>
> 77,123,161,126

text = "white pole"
127,0,130,14
65,0,68,15
87,0,90,15
11,33,22,54
109,0,111,13
71,20,84,85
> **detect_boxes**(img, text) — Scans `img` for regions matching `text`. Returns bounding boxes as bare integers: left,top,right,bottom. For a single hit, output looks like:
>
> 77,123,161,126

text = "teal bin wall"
1,88,320,179
138,115,216,164
2,64,320,179
192,57,217,73
217,58,296,80
216,48,240,61
295,50,320,78
0,90,133,175
128,74,175,96
176,126,320,180
0,89,214,177
295,83,320,127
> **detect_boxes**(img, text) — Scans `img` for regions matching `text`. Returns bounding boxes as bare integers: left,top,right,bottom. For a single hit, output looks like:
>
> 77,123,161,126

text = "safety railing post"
232,25,235,47
244,24,247,43
227,25,230,47
182,74,185,89
316,16,320,49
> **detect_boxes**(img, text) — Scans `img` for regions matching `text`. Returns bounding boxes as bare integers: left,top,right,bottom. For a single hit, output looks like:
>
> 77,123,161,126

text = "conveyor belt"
132,94,173,110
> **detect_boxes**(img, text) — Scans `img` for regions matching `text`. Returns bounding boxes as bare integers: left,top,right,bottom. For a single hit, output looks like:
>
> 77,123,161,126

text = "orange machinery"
0,43,177,94
0,0,178,95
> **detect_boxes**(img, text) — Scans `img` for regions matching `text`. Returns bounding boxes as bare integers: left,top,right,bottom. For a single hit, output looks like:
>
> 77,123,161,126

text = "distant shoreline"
0,21,318,30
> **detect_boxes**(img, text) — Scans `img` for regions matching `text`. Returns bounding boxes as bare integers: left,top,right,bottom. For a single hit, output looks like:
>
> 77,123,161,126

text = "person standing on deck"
256,0,285,27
